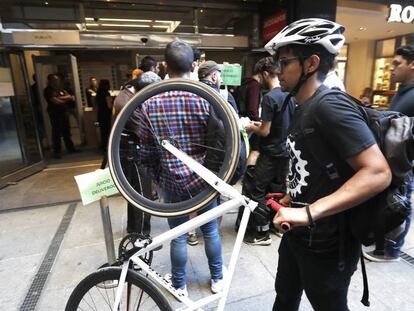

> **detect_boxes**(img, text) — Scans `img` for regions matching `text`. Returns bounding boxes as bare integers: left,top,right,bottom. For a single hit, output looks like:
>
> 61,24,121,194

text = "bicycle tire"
109,79,240,217
65,267,173,311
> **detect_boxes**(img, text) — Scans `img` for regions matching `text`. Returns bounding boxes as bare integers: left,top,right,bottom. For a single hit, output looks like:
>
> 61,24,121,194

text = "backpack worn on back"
308,89,413,247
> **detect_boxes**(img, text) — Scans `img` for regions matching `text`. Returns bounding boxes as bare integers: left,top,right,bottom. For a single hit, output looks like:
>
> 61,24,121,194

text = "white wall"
345,40,375,98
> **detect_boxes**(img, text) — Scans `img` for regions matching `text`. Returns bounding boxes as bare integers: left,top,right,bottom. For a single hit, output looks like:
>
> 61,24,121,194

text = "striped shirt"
138,90,210,196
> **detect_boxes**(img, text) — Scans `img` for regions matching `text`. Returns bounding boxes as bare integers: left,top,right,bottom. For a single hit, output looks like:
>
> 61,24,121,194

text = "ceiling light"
153,25,169,28
358,27,367,31
154,20,177,23
100,24,151,27
200,9,204,13
44,1,49,4
99,18,153,22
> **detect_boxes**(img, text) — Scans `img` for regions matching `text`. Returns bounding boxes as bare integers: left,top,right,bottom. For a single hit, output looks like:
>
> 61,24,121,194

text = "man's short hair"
140,56,157,72
165,40,194,75
254,57,278,77
395,45,414,64
276,44,336,82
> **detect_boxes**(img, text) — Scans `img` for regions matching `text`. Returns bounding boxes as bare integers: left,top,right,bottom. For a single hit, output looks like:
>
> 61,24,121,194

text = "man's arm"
245,121,271,137
273,144,392,228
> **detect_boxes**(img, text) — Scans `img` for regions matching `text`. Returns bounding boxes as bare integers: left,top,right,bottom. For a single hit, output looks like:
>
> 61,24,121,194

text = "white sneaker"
176,285,188,298
211,266,227,294
164,273,188,298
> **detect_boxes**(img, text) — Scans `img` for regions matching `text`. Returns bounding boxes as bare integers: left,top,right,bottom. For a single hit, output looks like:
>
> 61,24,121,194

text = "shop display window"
336,44,348,83
372,38,397,109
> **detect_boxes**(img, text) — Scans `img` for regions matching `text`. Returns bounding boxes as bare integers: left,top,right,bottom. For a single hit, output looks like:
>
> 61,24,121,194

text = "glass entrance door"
0,53,25,176
0,51,44,187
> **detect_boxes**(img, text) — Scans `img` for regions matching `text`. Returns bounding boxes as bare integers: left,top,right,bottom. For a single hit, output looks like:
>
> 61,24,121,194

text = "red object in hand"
266,196,291,231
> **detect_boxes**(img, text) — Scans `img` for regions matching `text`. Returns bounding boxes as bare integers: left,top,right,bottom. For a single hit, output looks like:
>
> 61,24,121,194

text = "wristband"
305,205,315,229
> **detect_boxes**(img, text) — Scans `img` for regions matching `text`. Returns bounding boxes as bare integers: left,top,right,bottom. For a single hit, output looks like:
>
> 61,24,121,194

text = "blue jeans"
160,189,223,289
387,180,413,257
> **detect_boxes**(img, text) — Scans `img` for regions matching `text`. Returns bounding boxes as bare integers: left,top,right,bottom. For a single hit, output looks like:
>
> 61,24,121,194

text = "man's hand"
244,121,261,133
272,206,309,231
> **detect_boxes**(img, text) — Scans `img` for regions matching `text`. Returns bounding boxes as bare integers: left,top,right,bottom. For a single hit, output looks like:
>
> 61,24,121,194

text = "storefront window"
336,44,348,83
0,54,25,176
375,38,396,58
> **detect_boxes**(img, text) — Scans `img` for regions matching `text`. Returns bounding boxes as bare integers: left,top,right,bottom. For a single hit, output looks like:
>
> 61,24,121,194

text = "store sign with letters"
11,31,80,45
388,4,414,23
74,168,119,205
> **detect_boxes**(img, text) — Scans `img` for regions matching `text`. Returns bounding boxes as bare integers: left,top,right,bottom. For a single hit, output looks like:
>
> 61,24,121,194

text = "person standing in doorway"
43,74,78,159
364,45,414,262
85,77,98,107
95,79,113,152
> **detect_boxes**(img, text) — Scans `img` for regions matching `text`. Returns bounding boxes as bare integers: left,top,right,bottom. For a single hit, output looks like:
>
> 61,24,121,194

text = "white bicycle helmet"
264,18,345,55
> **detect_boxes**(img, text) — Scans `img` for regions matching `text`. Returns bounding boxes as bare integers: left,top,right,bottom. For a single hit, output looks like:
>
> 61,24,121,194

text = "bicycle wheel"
109,79,240,217
65,267,173,311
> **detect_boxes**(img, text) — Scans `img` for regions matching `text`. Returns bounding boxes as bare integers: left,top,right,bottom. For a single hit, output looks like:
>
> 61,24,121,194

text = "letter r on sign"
388,4,402,22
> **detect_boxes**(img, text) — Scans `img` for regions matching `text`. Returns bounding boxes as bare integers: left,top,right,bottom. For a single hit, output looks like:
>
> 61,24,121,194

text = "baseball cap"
198,60,221,80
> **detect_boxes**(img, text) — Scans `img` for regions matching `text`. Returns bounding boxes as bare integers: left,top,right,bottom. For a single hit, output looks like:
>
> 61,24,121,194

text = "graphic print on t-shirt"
287,137,310,198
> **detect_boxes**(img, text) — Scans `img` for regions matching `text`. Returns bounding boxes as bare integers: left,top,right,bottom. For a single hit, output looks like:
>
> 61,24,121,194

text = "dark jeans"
99,114,112,151
273,234,360,311
48,109,74,154
240,154,289,232
121,141,152,234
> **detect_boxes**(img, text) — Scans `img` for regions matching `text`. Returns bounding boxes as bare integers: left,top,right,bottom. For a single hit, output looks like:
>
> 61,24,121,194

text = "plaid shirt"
138,90,210,196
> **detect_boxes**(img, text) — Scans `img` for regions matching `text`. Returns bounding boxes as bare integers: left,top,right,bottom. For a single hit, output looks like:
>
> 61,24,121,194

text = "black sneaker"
243,232,272,246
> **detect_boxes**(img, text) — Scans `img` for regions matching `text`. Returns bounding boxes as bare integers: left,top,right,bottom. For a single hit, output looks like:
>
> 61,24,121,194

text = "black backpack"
291,88,414,307
303,89,413,247
234,83,249,117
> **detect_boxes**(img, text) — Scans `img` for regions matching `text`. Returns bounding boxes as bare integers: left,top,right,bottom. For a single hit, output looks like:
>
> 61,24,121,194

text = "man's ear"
409,60,414,70
305,54,321,74
191,61,197,73
164,63,169,73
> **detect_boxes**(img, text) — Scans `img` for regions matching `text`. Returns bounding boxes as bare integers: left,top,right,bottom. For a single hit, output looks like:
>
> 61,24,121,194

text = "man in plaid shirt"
137,40,224,296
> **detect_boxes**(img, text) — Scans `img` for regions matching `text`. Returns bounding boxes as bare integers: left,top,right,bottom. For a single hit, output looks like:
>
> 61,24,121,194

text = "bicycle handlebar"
266,195,291,231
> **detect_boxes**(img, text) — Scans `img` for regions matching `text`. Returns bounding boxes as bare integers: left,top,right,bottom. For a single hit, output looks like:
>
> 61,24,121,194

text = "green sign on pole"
74,168,119,205
222,64,242,86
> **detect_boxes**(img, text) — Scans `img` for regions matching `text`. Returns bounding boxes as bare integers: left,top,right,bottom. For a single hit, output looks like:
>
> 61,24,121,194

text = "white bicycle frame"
113,140,258,311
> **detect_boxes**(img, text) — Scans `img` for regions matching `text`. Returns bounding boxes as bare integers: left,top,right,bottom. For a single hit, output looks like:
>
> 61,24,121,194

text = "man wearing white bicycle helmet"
266,18,391,310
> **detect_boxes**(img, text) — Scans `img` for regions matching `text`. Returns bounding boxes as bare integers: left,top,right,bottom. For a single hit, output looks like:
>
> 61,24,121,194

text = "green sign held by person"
221,64,242,86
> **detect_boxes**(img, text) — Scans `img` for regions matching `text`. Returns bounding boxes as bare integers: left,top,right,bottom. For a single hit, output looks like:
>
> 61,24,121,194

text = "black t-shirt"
43,86,66,113
287,85,376,245
259,87,295,157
